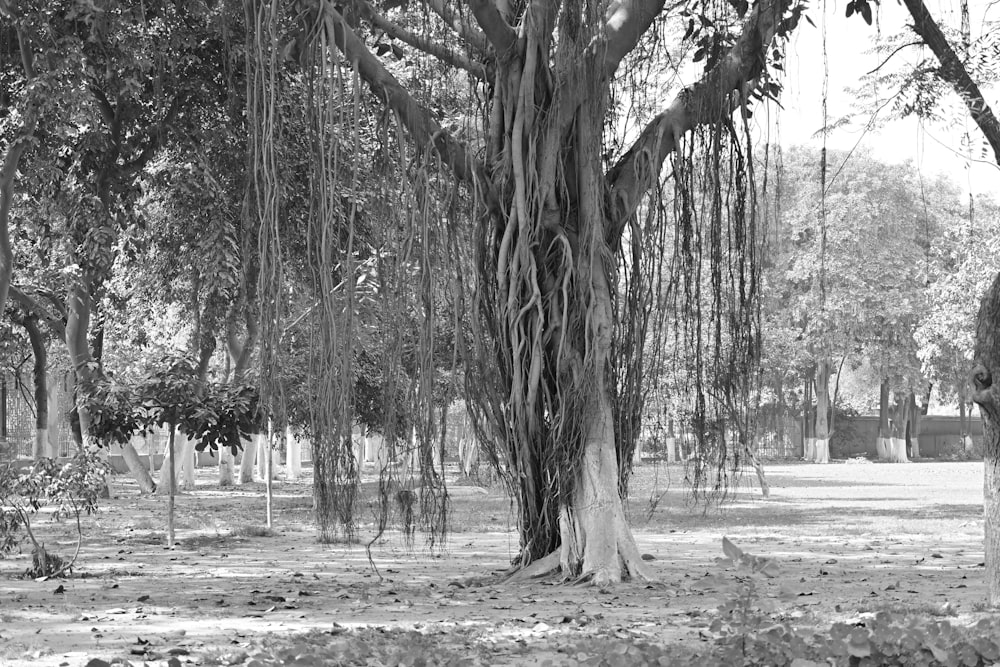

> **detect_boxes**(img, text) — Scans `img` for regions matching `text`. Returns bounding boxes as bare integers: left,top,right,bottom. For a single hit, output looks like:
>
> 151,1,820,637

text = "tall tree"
248,0,808,583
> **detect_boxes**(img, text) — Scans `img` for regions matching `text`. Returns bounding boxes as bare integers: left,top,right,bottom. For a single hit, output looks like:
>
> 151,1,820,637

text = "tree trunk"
167,424,176,548
286,426,302,481
908,391,921,459
219,447,235,486
556,264,648,584
814,359,831,464
257,429,278,481
877,378,891,461
239,433,264,484
666,418,676,464
972,272,1000,607
158,431,184,495
889,394,911,463
18,314,50,460
803,367,815,461
122,442,156,494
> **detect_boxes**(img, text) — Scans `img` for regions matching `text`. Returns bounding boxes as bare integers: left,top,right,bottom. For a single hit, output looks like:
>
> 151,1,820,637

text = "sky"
771,0,1000,198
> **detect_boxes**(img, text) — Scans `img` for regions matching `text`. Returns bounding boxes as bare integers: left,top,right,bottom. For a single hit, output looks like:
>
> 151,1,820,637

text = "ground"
0,459,991,666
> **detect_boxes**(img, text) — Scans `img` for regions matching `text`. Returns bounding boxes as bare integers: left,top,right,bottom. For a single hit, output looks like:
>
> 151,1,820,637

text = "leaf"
860,2,872,24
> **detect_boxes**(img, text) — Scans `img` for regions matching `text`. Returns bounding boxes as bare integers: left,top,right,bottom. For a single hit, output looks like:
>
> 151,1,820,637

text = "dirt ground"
0,459,991,666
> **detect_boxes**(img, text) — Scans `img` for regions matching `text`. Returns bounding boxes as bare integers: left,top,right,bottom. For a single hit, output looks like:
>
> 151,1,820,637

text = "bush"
0,451,111,579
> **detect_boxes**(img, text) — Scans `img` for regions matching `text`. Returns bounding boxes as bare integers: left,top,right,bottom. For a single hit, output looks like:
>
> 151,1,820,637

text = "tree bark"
0,29,38,318
14,313,50,460
889,393,911,463
972,272,1000,607
286,426,302,481
908,391,921,459
803,367,815,461
877,377,891,460
814,359,831,464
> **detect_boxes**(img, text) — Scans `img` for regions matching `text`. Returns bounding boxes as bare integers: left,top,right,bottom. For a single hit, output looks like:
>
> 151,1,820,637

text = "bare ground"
0,460,991,666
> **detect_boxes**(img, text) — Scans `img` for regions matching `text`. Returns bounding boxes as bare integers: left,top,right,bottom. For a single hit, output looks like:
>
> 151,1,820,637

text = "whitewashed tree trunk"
876,437,890,460
804,437,816,461
889,437,910,463
814,438,830,463
180,434,197,489
286,426,302,481
122,439,157,494
238,434,258,483
965,434,975,455
631,437,644,466
665,435,676,463
45,378,61,457
218,447,235,486
256,435,279,481
458,436,478,476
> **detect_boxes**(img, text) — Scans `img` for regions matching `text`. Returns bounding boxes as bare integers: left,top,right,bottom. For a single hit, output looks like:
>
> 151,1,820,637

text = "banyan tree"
249,0,803,584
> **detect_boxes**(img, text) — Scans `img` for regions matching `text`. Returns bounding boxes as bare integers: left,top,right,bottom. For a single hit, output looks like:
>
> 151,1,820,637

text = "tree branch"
0,28,38,324
408,0,489,55
116,93,186,178
317,0,495,202
9,285,67,339
602,0,667,79
605,0,792,243
469,0,518,56
360,0,488,80
900,0,1000,166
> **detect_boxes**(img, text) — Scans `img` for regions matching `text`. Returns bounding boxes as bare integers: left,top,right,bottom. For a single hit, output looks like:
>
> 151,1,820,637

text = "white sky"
772,0,1000,198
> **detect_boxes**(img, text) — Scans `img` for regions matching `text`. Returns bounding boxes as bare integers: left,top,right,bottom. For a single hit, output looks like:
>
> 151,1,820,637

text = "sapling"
0,451,111,579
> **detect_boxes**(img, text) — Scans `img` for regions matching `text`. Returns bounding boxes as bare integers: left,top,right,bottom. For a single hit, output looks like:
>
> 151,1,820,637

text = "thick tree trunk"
889,394,911,463
814,359,831,464
972,272,1000,607
239,433,265,484
122,443,156,494
556,266,648,585
877,378,891,461
219,447,235,486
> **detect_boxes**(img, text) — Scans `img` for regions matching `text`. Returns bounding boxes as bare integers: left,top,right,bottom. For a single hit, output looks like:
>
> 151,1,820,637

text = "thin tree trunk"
908,391,922,459
877,378,891,461
167,424,176,548
265,423,273,528
814,359,831,464
803,366,815,461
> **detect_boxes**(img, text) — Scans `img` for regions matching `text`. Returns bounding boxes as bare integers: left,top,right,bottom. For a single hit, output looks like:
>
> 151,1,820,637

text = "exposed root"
506,550,561,582
505,536,656,585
